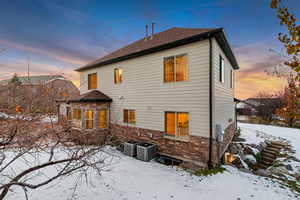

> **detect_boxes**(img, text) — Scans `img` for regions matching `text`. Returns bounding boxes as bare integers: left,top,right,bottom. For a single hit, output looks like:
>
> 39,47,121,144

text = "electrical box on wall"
216,124,224,142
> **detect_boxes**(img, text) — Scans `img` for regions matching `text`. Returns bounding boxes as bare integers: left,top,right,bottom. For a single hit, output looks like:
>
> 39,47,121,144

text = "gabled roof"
68,90,112,103
75,27,239,72
0,75,64,85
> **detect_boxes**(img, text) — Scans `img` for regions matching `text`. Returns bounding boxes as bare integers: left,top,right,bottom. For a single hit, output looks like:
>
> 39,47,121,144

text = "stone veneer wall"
58,102,110,130
111,122,236,168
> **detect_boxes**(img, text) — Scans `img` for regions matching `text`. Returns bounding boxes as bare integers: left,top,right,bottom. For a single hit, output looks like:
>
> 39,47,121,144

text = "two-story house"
58,27,239,168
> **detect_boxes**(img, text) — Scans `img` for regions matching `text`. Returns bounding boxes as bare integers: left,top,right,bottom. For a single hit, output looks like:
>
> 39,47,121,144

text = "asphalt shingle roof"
75,27,239,71
68,90,112,103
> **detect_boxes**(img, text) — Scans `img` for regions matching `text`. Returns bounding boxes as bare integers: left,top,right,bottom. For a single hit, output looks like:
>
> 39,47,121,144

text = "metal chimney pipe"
151,23,154,39
145,24,149,39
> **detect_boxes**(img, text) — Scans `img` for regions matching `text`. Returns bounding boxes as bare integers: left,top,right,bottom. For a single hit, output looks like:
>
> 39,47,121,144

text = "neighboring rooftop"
68,90,112,103
0,75,65,85
76,27,239,72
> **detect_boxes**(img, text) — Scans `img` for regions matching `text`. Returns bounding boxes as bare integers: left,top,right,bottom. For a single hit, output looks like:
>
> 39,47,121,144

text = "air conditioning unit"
136,142,157,161
124,141,138,157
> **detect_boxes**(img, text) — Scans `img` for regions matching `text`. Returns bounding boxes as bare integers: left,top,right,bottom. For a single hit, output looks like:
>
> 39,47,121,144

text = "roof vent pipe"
145,25,149,41
150,23,154,39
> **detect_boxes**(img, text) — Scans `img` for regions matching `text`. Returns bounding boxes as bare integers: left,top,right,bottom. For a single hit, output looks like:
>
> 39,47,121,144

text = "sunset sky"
0,0,300,99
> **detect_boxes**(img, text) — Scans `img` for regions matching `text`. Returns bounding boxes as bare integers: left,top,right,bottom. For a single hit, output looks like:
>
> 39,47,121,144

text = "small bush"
194,167,226,176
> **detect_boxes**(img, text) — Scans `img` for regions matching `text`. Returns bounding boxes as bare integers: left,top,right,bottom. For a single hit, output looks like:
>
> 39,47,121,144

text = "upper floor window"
98,109,108,128
164,54,188,82
72,108,81,120
123,109,135,124
88,73,97,90
219,56,225,83
114,68,123,84
165,112,189,138
230,69,234,88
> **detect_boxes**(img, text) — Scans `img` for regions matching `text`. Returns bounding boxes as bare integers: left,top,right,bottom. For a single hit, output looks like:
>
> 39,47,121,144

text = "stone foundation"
110,122,236,168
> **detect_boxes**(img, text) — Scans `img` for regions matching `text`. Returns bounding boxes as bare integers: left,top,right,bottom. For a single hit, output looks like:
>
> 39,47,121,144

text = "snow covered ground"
4,123,300,200
0,112,57,123
239,123,300,159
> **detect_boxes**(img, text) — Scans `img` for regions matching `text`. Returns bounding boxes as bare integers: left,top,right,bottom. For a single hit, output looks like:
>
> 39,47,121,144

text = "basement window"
224,152,237,164
165,112,189,138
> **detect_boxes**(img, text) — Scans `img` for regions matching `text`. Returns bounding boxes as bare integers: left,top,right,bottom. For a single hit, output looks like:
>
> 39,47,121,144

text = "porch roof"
68,90,112,103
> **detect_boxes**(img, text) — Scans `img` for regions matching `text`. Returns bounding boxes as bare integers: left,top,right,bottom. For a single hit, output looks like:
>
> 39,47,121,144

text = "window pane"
73,109,81,120
115,68,123,84
86,109,93,120
88,73,97,89
85,109,94,129
165,112,175,136
129,110,135,124
114,69,117,84
86,120,93,129
123,109,128,123
177,113,189,137
98,109,107,128
176,54,188,81
119,69,123,83
164,56,175,82
219,56,224,83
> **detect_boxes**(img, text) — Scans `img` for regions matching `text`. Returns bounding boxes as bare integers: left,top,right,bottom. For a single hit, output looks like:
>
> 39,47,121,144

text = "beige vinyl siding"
80,40,210,138
212,38,235,138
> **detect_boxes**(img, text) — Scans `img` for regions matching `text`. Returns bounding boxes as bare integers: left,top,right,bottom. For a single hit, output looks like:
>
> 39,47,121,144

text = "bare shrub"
0,118,111,200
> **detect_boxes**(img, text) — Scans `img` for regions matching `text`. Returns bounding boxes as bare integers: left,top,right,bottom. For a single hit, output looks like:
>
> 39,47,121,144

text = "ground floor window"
98,109,108,128
85,109,94,129
72,109,81,120
123,109,135,124
165,112,189,137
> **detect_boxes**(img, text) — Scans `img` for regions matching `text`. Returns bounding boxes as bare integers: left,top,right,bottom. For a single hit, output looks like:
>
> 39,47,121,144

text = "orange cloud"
235,71,286,100
234,40,289,100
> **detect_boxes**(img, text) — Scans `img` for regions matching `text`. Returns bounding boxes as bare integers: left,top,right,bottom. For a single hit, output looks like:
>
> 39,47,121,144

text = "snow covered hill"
6,123,300,200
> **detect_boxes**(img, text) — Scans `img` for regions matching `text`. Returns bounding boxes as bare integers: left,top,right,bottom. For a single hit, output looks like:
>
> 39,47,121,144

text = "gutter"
208,36,214,169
